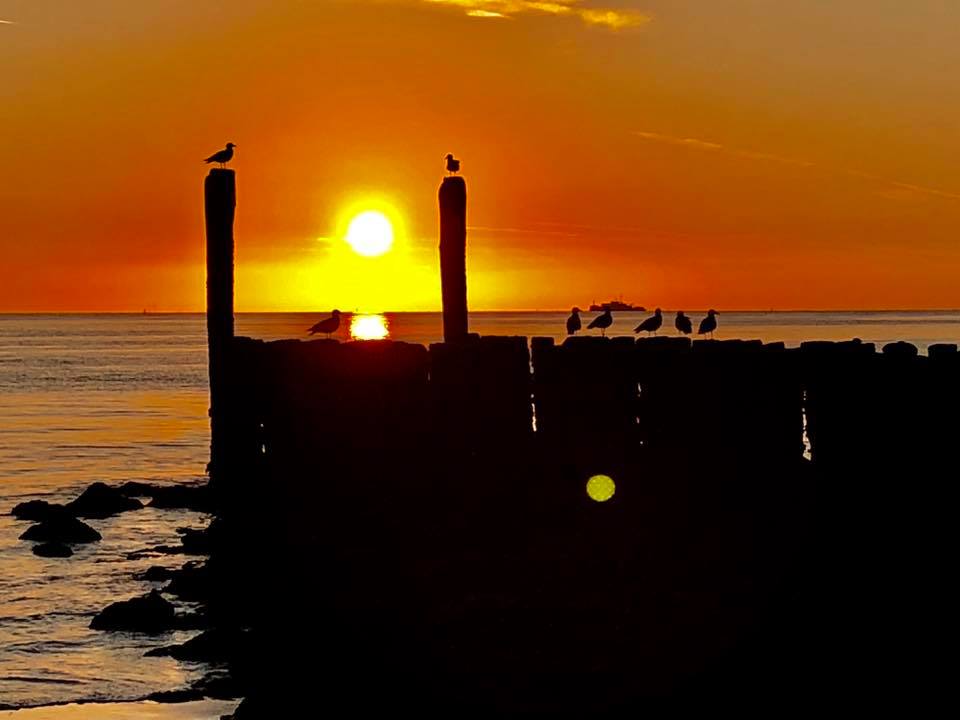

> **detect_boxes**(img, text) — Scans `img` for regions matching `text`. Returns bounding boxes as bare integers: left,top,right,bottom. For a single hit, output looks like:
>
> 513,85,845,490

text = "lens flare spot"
350,313,389,340
345,211,394,257
586,474,616,502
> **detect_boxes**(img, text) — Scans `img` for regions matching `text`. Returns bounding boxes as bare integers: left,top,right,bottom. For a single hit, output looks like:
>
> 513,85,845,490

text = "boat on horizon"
588,298,646,312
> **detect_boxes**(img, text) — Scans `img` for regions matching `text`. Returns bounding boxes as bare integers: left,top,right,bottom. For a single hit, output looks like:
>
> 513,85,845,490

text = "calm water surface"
1,311,958,709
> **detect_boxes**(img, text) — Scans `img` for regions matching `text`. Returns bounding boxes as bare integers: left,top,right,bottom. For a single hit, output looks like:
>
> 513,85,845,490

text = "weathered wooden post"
438,175,468,342
205,168,236,479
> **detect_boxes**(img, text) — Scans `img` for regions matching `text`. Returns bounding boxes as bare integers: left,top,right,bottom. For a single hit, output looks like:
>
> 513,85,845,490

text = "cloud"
633,131,813,168
421,1,650,29
0,19,17,25
633,130,960,202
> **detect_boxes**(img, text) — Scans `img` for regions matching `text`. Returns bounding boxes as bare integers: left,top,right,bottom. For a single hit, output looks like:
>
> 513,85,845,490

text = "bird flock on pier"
568,307,719,338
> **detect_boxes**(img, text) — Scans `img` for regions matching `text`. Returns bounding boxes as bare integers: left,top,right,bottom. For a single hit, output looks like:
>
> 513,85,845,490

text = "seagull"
587,308,613,337
445,153,461,175
204,143,236,168
308,309,341,338
634,308,663,335
566,307,582,336
697,309,719,338
675,311,692,335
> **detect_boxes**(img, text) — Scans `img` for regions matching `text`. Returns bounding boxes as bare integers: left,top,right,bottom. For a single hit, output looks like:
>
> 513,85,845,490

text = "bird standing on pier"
445,153,461,175
308,309,341,338
634,308,663,335
675,311,692,335
588,308,613,337
698,309,719,338
204,143,236,168
566,307,582,336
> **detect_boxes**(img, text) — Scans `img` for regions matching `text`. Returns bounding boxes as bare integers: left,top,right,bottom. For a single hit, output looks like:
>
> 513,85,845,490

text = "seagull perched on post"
697,309,719,338
566,307,582,336
308,310,341,338
675,311,692,335
587,308,613,337
204,143,236,168
634,308,663,335
445,153,461,175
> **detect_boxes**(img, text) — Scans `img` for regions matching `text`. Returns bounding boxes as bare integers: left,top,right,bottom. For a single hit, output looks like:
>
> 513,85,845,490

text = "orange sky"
1,0,958,311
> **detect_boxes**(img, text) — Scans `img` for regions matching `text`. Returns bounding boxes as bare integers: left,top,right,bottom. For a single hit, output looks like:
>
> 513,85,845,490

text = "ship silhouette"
589,296,645,312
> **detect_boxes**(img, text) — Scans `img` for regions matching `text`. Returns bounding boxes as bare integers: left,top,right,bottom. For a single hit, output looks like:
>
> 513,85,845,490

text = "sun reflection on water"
350,313,390,340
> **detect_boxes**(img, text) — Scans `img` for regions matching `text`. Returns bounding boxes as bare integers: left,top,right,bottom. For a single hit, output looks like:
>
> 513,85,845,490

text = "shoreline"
0,700,238,719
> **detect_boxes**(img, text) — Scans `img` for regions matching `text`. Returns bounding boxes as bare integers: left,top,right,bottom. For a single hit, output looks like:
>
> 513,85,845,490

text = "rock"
118,481,161,497
90,590,176,633
179,527,213,555
20,515,101,544
165,561,212,601
67,482,143,519
145,627,244,662
194,672,243,700
146,688,205,703
138,565,175,582
148,484,215,513
32,542,73,558
11,500,68,522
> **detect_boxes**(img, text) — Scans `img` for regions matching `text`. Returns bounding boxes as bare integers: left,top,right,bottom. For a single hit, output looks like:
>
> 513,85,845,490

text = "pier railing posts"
438,175,468,342
205,168,236,481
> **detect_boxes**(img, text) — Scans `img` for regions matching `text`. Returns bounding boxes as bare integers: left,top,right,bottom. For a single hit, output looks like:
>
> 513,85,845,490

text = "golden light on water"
345,210,394,257
586,474,616,502
350,313,390,340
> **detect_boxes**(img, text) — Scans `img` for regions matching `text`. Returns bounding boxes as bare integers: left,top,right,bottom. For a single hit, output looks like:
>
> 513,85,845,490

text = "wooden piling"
205,168,236,480
438,176,468,342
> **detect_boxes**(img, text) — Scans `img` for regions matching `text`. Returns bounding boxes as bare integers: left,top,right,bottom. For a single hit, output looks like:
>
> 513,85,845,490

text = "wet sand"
0,700,238,719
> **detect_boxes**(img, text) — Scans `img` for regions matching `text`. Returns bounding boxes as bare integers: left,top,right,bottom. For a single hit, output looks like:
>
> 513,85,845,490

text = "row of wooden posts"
203,169,960,489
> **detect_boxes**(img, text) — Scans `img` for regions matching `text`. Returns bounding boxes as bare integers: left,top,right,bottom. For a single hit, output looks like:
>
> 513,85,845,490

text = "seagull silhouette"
204,143,236,168
445,153,461,175
697,309,719,338
566,307,582,336
308,310,341,338
675,311,693,335
634,308,663,335
587,308,613,337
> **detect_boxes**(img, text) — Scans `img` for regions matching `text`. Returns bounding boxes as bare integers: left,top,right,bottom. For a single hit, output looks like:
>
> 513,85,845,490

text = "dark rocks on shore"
179,526,214,555
193,672,243,700
138,565,177,582
90,590,176,633
11,500,68,522
32,541,74,558
146,688,205,703
118,480,160,497
20,515,101,544
145,627,244,662
67,482,143,519
164,561,212,601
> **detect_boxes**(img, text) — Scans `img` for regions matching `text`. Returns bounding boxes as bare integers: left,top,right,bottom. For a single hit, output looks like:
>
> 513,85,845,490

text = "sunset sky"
2,0,958,311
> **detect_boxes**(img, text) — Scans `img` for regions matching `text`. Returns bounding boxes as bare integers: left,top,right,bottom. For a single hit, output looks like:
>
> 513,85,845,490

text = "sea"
1,311,958,712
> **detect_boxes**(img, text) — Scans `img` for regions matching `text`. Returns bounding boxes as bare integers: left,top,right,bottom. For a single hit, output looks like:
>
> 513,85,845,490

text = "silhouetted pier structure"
202,168,959,712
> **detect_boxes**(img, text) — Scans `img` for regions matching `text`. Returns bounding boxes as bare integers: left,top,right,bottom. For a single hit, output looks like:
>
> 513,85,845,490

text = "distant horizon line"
2,308,959,315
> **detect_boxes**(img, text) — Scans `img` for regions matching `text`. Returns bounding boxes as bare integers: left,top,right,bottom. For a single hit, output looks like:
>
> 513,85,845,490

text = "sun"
345,211,394,257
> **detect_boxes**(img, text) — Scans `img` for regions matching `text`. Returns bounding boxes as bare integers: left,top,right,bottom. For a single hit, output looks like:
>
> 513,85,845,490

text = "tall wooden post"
439,176,468,342
205,168,235,479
